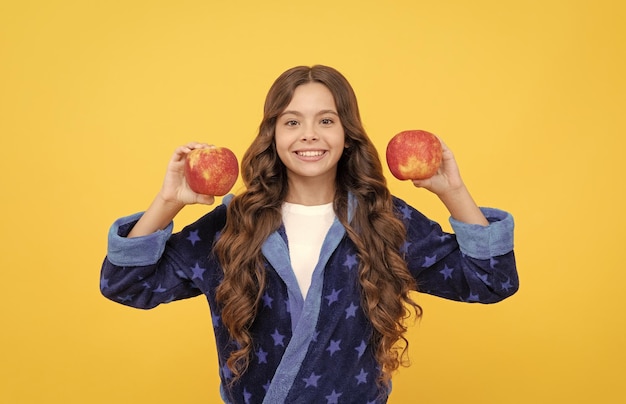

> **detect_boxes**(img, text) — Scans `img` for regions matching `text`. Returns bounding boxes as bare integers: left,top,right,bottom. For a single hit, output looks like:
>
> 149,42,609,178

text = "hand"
158,142,216,206
410,139,465,197
411,139,488,225
127,142,216,238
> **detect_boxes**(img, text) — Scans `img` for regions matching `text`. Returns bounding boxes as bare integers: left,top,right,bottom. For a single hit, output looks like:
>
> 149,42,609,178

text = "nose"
301,124,318,141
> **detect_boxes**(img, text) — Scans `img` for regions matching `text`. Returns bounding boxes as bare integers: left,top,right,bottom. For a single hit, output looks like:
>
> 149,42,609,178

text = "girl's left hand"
411,139,465,197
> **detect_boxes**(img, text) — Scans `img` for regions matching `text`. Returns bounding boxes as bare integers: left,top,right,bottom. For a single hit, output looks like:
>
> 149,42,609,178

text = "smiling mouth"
296,150,326,157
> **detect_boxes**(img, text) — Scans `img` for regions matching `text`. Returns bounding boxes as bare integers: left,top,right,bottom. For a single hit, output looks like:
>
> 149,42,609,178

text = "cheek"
273,134,292,160
333,129,347,149
273,131,288,150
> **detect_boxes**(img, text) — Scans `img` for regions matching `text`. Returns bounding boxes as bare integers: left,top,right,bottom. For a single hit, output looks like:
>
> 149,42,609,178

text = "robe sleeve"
396,198,519,303
100,204,228,309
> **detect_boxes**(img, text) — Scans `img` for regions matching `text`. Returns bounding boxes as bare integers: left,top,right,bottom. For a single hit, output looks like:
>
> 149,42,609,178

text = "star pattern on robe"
262,292,274,309
256,347,268,364
466,292,480,302
152,284,167,293
345,302,358,319
355,368,368,385
477,273,491,286
439,265,454,280
326,339,341,356
401,241,411,254
271,329,285,347
303,372,322,388
399,204,412,219
284,299,290,313
325,389,342,404
211,312,220,327
355,340,367,359
343,254,358,270
221,363,232,379
186,230,201,246
190,263,206,280
423,255,437,267
243,388,252,404
325,288,342,306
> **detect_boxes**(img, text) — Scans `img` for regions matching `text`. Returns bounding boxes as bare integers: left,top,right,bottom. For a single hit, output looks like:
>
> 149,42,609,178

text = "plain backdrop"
1,0,624,403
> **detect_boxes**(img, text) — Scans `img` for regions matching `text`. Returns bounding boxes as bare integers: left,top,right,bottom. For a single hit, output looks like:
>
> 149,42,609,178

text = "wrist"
437,185,488,226
437,183,469,205
128,194,183,238
156,191,185,212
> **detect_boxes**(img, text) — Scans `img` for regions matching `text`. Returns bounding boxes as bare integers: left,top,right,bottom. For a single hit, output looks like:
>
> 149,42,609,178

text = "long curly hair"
214,65,422,386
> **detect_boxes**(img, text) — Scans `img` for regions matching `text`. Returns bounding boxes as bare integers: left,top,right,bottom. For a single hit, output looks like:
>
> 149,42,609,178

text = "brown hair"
214,65,422,386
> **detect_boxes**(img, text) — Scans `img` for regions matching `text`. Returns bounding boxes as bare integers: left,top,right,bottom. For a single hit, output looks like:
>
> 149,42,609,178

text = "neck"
285,177,335,206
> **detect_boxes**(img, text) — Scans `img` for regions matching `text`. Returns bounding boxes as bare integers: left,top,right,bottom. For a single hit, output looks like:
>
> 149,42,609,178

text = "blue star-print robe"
101,195,518,403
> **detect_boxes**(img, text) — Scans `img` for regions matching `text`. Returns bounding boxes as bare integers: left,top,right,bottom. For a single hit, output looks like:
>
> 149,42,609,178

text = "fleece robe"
100,195,518,404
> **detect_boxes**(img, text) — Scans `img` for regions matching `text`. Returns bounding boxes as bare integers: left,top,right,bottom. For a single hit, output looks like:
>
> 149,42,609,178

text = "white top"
281,201,335,299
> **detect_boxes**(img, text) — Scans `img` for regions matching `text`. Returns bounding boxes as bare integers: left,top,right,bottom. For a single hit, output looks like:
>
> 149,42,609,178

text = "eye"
285,120,299,127
320,118,334,125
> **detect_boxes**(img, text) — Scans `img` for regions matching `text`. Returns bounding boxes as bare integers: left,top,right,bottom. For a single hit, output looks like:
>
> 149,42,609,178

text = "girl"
101,65,518,403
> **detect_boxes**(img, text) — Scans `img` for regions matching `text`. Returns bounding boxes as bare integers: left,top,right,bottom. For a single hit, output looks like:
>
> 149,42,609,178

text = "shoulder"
192,201,229,229
391,195,430,223
168,200,229,248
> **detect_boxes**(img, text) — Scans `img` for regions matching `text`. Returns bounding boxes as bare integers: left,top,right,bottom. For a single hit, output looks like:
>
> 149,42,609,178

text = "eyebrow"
278,109,339,118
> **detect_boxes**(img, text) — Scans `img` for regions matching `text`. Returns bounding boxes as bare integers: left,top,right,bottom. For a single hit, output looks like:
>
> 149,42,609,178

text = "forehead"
283,82,337,112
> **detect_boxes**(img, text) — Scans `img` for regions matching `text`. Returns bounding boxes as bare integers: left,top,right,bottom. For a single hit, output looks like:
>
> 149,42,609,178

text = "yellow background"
1,0,624,403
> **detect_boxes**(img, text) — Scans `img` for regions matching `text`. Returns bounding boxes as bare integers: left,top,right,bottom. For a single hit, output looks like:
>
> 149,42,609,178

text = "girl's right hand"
158,142,216,207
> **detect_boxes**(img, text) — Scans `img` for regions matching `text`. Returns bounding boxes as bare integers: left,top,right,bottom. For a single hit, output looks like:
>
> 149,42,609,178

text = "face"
274,82,346,187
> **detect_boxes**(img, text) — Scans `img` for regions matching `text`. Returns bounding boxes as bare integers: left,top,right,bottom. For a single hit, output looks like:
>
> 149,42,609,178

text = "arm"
401,138,518,302
396,198,518,303
100,142,222,308
101,206,228,309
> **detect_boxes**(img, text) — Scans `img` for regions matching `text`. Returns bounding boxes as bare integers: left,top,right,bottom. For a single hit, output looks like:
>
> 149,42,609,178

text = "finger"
172,142,209,161
186,142,214,150
439,141,455,161
411,178,430,188
172,145,193,162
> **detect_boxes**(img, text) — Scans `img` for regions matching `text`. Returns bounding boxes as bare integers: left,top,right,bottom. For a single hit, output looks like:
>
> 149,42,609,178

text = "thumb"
411,178,431,189
196,194,216,205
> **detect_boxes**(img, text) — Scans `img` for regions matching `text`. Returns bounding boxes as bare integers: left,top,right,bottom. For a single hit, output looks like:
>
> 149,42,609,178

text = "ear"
342,142,352,157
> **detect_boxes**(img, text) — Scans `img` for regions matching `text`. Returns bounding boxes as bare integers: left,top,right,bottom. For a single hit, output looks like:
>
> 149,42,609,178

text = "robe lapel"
261,218,346,404
261,195,355,404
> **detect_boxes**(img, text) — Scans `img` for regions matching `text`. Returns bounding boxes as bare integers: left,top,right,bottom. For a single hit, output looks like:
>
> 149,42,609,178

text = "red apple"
386,130,442,180
184,147,239,196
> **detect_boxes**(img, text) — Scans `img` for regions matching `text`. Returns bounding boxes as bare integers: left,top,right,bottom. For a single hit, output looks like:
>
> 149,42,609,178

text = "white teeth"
297,150,324,157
